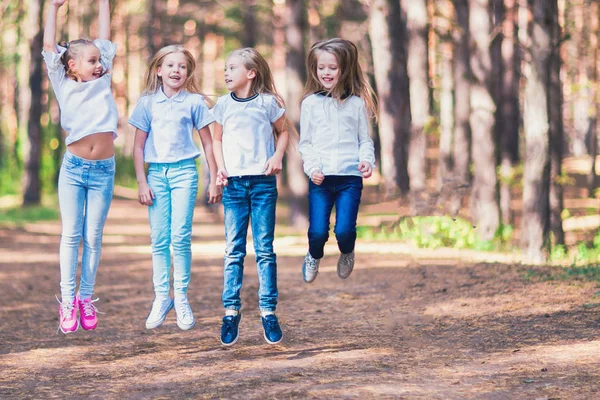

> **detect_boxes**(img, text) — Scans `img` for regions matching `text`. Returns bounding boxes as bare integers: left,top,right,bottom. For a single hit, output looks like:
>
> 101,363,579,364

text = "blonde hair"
142,44,212,106
59,39,101,82
227,47,296,138
302,38,378,121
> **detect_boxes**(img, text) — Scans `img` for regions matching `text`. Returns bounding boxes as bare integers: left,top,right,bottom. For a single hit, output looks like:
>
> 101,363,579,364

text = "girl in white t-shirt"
212,48,290,346
42,0,118,334
129,45,220,331
299,38,378,284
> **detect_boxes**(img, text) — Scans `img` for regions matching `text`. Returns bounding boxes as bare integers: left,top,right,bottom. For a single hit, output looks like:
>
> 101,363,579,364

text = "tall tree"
369,0,410,195
469,0,499,240
241,0,257,48
499,0,520,225
549,0,565,245
22,0,45,205
402,0,430,200
521,0,552,263
284,0,309,227
587,0,599,195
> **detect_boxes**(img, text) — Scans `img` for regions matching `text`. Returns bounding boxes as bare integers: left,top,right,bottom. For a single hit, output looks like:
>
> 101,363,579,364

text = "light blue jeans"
147,159,198,296
59,150,115,302
222,175,278,312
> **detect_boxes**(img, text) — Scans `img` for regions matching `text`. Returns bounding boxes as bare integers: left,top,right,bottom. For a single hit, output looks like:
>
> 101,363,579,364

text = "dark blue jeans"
222,175,278,312
308,175,363,259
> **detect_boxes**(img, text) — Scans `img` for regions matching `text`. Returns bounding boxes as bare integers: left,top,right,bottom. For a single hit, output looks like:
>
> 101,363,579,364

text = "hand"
264,155,283,176
138,182,155,206
311,170,325,185
51,0,67,7
207,182,222,204
358,161,372,179
216,168,229,187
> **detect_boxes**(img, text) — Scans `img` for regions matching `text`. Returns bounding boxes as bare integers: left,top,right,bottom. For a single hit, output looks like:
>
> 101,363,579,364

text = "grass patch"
525,265,600,284
0,206,59,225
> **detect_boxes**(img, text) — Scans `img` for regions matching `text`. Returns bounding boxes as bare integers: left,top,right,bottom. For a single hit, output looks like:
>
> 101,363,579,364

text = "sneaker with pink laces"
77,296,99,331
57,296,79,334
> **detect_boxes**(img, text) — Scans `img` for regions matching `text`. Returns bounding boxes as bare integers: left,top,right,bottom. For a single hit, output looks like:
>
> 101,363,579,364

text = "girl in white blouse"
43,0,118,334
299,38,378,284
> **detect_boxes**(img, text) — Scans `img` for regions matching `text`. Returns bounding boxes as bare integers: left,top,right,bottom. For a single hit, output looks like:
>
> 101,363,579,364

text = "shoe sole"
220,313,241,346
177,319,196,331
263,332,283,345
145,301,174,329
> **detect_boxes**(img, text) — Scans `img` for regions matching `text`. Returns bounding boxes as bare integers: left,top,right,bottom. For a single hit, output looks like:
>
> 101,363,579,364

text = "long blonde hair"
142,44,212,106
228,47,296,138
302,38,378,121
59,39,101,82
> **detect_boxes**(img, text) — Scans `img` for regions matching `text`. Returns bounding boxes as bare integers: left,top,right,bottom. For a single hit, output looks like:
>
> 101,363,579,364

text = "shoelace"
150,299,171,318
56,295,74,317
264,315,278,328
81,298,100,317
177,301,192,320
305,256,318,271
340,254,354,266
222,315,236,331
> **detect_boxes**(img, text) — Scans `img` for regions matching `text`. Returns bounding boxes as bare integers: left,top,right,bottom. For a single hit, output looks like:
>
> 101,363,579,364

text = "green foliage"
525,264,600,284
114,150,138,189
357,216,513,251
0,206,59,225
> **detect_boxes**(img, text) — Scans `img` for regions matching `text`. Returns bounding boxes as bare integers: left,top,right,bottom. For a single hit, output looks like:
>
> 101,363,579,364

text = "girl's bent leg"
222,178,250,311
79,160,115,299
148,165,172,297
333,176,363,254
308,179,335,259
249,176,278,312
58,159,86,303
169,163,198,296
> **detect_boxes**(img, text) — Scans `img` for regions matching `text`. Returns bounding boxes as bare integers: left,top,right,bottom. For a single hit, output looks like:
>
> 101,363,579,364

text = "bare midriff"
67,132,115,160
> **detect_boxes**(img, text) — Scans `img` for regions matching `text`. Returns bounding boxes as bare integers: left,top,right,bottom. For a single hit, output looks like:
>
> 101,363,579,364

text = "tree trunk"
469,0,500,240
241,0,257,48
284,0,309,228
22,0,45,205
587,0,599,196
499,0,520,225
571,1,590,156
402,0,429,198
521,0,552,263
549,0,565,245
452,0,471,189
369,0,410,196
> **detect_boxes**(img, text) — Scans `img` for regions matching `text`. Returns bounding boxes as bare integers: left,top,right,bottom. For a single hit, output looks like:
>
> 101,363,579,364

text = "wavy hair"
59,39,100,82
302,38,378,121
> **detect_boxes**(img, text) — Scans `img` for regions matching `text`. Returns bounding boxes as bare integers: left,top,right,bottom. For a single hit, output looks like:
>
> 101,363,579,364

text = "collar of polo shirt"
155,86,187,103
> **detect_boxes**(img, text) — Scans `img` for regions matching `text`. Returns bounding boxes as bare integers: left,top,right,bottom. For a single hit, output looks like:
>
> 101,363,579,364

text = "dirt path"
1,199,599,399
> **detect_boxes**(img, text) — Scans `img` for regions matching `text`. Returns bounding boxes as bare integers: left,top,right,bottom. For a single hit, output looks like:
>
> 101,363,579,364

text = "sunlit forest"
2,0,600,262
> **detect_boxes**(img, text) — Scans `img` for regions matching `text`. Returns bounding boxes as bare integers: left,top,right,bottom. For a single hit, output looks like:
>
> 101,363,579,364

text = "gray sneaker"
337,251,355,279
302,252,321,283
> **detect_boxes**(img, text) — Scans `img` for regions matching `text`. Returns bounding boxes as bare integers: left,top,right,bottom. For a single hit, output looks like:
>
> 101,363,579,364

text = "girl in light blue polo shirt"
212,48,291,346
129,45,221,331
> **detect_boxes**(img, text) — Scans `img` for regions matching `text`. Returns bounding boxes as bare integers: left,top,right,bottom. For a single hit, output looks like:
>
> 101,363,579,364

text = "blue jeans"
308,175,363,259
147,159,198,296
222,175,278,312
58,150,115,302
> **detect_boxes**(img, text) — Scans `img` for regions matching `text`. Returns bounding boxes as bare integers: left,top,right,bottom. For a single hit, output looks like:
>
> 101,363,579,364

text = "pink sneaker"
77,296,99,331
57,296,79,334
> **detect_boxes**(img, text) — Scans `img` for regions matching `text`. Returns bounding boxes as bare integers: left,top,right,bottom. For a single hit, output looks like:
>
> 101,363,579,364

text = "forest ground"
1,171,600,399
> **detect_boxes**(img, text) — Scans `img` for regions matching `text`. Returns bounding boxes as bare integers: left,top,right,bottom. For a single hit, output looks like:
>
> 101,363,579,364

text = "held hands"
138,182,155,206
216,168,229,187
311,170,325,185
207,182,222,204
264,155,283,176
358,161,373,179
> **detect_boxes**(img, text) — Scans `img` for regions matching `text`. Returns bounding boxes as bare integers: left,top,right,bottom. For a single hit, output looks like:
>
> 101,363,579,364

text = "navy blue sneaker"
220,312,241,346
261,314,283,344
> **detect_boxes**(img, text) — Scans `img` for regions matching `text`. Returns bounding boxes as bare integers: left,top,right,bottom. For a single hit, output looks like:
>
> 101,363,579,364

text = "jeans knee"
308,229,329,243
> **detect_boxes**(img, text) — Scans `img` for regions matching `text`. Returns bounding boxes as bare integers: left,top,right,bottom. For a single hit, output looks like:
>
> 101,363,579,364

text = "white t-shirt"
128,88,215,163
299,93,375,177
211,93,285,177
42,40,118,145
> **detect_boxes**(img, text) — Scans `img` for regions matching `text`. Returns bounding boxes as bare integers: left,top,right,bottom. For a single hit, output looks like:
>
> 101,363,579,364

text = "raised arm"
43,0,67,53
97,0,110,40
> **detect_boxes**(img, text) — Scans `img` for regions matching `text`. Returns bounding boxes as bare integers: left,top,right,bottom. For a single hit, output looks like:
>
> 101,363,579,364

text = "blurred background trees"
2,0,599,262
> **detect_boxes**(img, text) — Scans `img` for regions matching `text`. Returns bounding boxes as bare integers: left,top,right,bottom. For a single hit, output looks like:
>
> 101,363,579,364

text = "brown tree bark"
369,0,410,195
22,0,45,205
521,0,552,263
402,0,429,198
549,0,565,245
241,0,257,48
469,0,500,240
284,0,309,228
587,0,599,196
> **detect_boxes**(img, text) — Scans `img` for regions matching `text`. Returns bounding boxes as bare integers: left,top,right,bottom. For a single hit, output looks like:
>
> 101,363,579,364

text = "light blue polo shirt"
129,87,215,163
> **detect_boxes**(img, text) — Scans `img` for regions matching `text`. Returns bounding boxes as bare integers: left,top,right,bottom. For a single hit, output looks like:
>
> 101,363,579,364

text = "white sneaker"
302,252,321,283
175,298,195,330
145,296,174,329
337,251,355,279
